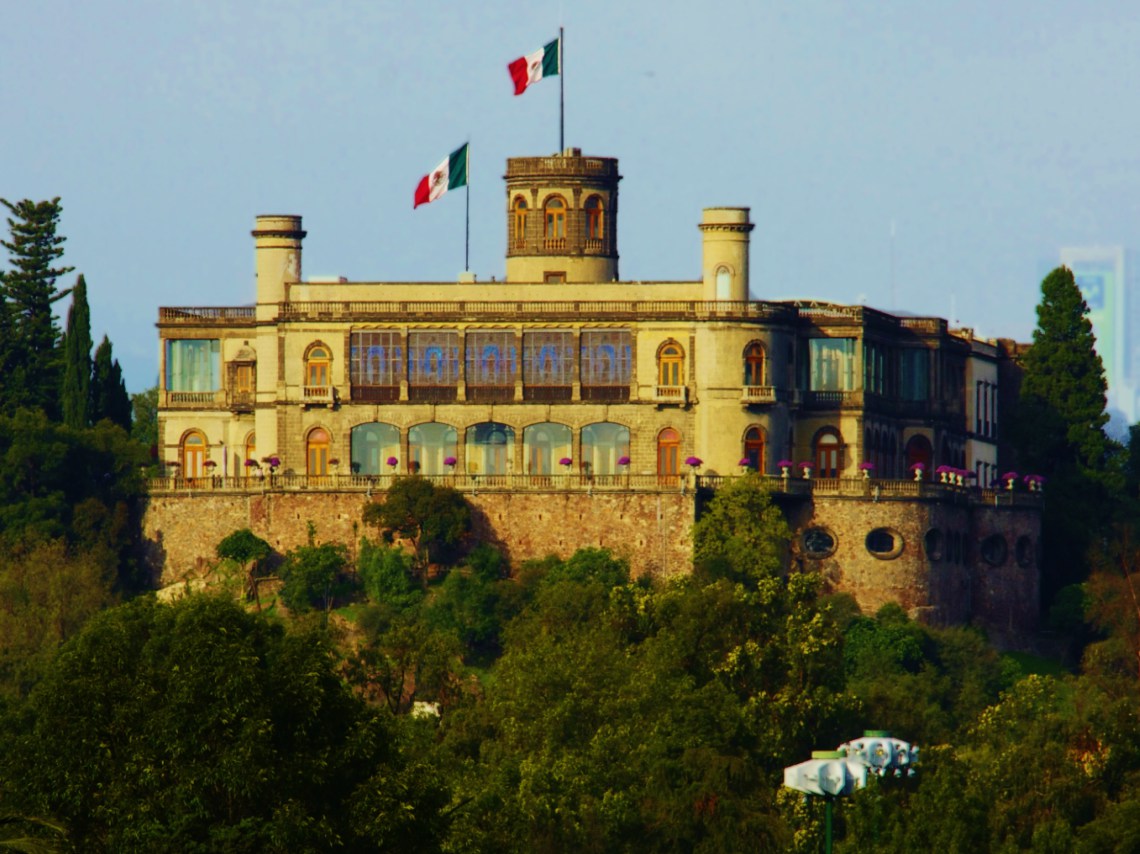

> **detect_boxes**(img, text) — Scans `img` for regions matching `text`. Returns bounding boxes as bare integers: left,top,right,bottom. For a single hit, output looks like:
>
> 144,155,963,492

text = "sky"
4,0,1140,393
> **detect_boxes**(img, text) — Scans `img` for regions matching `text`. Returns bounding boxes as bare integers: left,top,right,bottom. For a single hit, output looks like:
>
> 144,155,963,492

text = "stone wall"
142,487,1039,644
142,489,695,587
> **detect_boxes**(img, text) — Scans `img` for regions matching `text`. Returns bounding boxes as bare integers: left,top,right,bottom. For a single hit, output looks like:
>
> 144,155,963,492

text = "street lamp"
784,731,918,854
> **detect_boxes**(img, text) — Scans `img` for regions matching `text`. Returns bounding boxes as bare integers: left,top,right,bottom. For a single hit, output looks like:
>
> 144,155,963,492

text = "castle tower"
699,207,753,301
504,148,620,283
252,215,306,308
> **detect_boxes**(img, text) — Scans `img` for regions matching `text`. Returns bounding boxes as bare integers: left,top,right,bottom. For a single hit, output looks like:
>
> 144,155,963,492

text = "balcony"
302,386,335,407
228,391,255,413
740,385,777,405
162,390,223,408
653,385,688,405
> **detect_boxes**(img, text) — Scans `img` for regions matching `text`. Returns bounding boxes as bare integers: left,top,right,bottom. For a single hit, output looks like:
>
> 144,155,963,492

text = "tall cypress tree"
61,274,92,429
1013,266,1118,605
91,336,131,431
0,198,73,417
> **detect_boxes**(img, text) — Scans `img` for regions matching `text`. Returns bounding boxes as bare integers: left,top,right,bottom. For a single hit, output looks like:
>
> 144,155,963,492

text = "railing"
522,385,573,401
584,238,605,253
144,473,1044,506
350,386,400,402
741,385,777,404
302,386,333,404
466,385,514,402
543,238,567,252
164,390,222,407
801,390,859,407
653,385,687,404
506,156,618,177
273,300,797,324
159,307,256,324
580,385,630,402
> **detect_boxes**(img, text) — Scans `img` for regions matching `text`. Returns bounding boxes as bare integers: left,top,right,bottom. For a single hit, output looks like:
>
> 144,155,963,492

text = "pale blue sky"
4,1,1139,391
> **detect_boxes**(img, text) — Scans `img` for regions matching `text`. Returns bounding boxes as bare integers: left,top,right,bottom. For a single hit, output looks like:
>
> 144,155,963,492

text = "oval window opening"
1015,536,1034,568
981,534,1008,566
866,528,903,559
924,529,943,561
802,527,837,558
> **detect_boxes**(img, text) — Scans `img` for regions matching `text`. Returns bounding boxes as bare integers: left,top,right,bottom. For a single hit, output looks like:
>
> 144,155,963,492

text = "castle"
148,148,1040,641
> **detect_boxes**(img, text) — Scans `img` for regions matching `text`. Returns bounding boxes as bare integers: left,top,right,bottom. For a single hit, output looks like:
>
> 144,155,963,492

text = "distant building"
147,148,1040,641
1059,246,1135,426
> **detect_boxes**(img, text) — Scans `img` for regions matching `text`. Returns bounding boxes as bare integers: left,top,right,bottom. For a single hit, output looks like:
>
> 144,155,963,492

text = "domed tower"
504,148,620,283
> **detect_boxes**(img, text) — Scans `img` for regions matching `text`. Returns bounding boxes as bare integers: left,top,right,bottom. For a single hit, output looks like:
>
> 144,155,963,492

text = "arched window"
582,422,631,475
743,342,766,386
744,426,766,472
350,422,399,475
306,345,330,388
905,434,933,472
814,429,843,478
307,427,330,476
466,422,515,475
182,430,207,479
523,422,572,475
512,196,528,248
584,195,604,239
657,342,684,387
243,432,256,477
716,266,732,300
657,427,681,480
544,196,566,240
408,422,458,475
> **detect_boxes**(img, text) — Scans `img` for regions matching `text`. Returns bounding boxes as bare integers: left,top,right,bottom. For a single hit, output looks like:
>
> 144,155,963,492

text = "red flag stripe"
508,56,530,96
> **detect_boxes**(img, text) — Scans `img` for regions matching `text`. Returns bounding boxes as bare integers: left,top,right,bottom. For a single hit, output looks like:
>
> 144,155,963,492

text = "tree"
215,528,273,607
278,534,352,613
0,198,73,417
130,383,158,452
90,336,130,430
1014,266,1120,603
362,478,471,578
59,275,92,429
692,473,790,585
1016,266,1112,475
1,595,450,851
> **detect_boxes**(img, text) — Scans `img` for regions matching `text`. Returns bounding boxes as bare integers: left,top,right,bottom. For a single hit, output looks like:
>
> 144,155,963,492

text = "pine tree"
1016,266,1111,474
1014,266,1120,605
60,274,92,429
0,198,73,417
91,336,131,430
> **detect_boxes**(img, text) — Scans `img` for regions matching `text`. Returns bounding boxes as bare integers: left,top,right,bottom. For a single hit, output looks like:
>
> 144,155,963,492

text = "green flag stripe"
543,38,560,77
448,144,468,190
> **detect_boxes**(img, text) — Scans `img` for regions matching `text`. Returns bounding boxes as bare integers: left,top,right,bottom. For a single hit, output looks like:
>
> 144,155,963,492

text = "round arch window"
866,528,904,559
1015,536,1034,568
802,527,837,558
923,529,944,561
981,534,1008,566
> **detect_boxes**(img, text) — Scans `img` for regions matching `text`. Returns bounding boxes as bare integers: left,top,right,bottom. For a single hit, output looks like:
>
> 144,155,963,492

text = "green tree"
1014,266,1120,603
362,477,471,578
1,595,450,851
215,528,273,605
130,383,158,451
279,535,352,613
0,198,73,418
59,275,92,429
692,472,790,585
90,336,130,430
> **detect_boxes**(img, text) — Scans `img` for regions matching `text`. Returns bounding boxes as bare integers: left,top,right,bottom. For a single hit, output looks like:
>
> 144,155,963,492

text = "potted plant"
909,461,925,482
444,455,457,473
797,460,812,479
858,461,874,479
739,457,753,473
685,456,703,471
777,459,793,478
386,456,399,472
617,455,630,469
1002,471,1019,491
559,456,573,469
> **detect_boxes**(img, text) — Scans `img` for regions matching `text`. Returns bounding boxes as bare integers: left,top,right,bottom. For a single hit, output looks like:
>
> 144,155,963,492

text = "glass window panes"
581,422,630,475
523,422,572,475
166,339,221,391
408,422,457,475
350,422,400,475
465,422,515,475
809,338,856,391
351,331,402,387
408,331,460,387
466,331,517,387
581,330,632,386
900,349,930,401
523,330,573,387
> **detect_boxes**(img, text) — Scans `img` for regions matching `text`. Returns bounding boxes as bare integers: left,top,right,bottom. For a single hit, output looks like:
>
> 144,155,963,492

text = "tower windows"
306,345,330,389
585,195,604,240
743,425,766,472
544,197,566,240
512,196,528,248
307,427,330,475
814,428,843,478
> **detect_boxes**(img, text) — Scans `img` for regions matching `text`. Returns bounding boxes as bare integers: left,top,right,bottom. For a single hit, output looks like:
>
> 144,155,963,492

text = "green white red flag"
508,38,560,95
413,143,469,209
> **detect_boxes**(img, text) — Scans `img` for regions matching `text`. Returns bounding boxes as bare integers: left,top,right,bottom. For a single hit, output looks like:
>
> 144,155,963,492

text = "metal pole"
825,797,833,854
559,26,564,152
465,143,470,272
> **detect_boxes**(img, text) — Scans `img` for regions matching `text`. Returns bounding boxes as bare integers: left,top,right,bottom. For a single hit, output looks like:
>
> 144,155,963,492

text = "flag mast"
465,142,471,272
559,27,564,152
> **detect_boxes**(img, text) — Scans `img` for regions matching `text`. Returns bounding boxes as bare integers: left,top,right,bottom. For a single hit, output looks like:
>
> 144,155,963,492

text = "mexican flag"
413,143,468,209
508,38,560,96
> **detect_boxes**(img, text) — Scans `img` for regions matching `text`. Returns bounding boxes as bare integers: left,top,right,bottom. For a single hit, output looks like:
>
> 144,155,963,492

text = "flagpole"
559,26,564,152
465,142,471,272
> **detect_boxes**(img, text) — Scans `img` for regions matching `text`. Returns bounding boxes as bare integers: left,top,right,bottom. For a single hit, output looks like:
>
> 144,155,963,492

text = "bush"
358,540,422,612
279,541,353,612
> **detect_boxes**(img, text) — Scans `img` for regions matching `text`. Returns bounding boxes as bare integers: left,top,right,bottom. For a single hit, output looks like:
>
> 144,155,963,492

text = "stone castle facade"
149,148,1040,639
